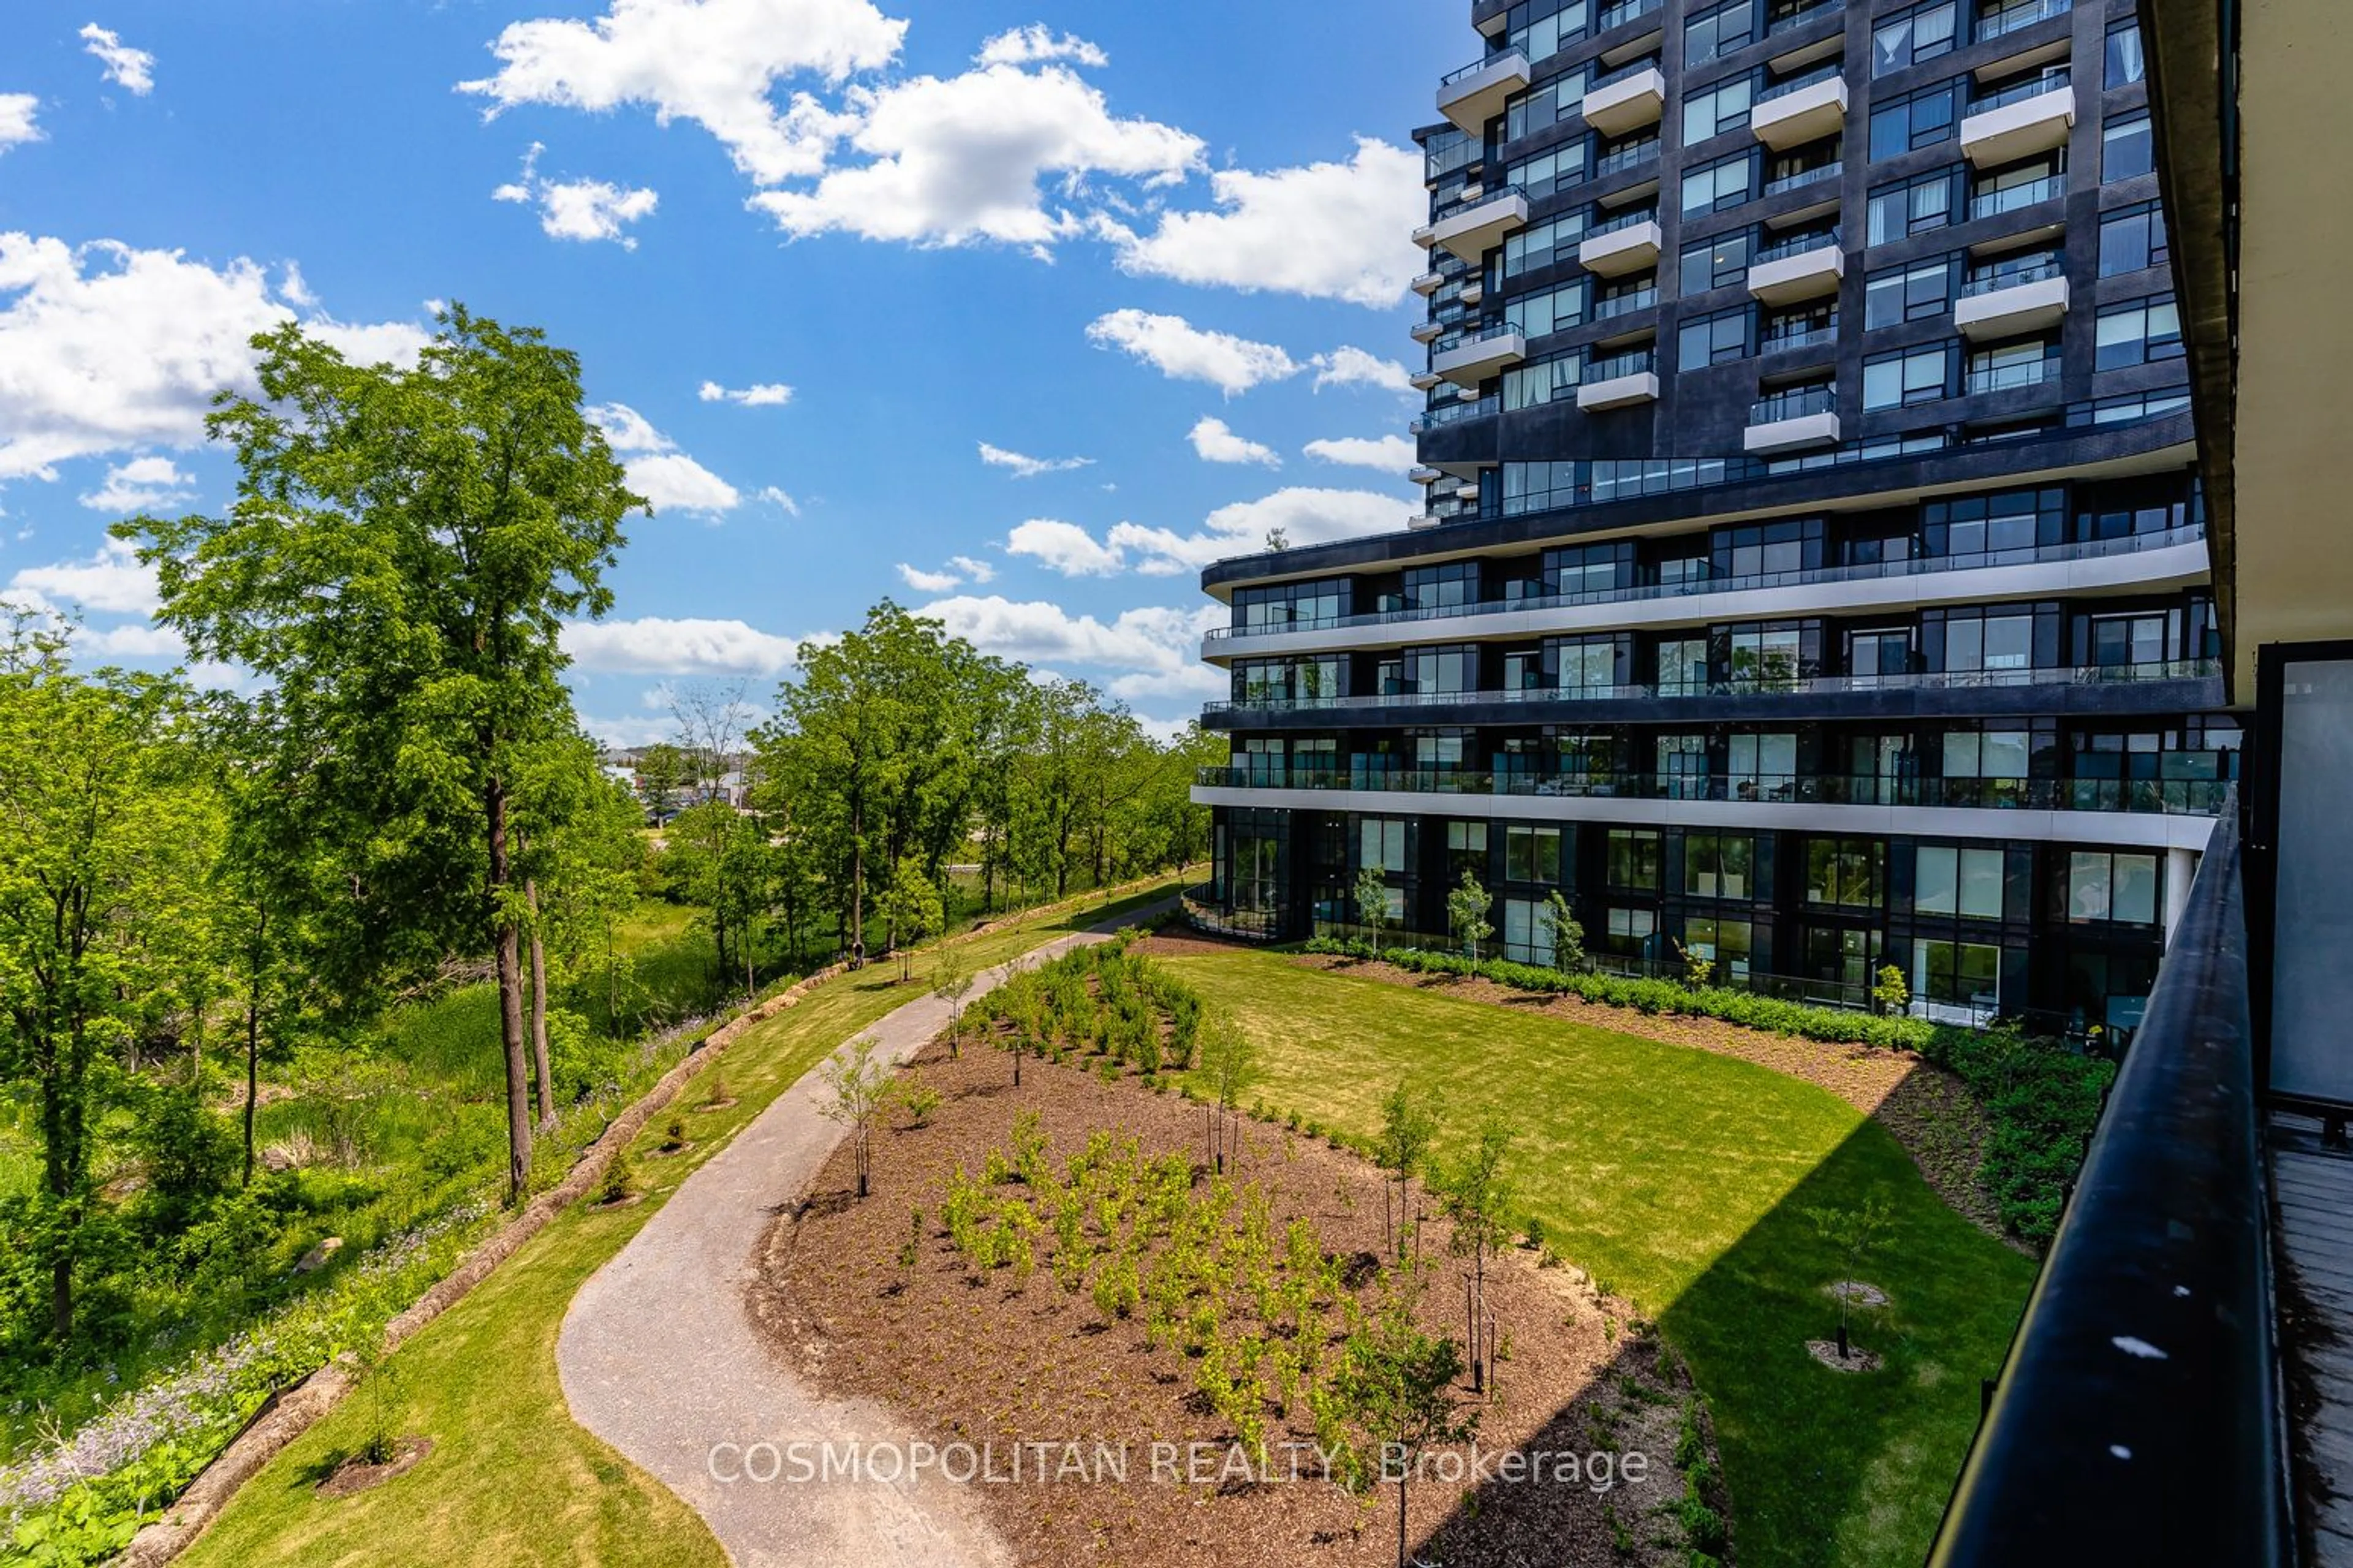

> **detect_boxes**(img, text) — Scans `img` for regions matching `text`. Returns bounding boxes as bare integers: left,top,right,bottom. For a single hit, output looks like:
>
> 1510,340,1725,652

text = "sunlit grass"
1165,949,2033,1568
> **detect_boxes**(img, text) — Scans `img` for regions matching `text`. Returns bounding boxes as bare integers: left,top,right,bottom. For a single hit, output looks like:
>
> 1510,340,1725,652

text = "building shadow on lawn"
1424,1116,2033,1568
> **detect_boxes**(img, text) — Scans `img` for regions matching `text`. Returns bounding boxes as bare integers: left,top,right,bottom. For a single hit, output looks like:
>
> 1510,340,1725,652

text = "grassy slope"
1164,950,2033,1568
181,884,1177,1568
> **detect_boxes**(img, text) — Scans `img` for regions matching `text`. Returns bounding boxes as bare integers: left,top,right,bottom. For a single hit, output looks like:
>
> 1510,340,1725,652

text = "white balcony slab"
1411,320,1447,344
1577,369,1661,411
1431,328,1527,387
1411,270,1446,295
1438,50,1532,133
1746,243,1844,304
1430,188,1529,263
1583,67,1666,136
1960,83,2076,167
1750,75,1848,148
1744,409,1841,454
1955,273,2071,339
1580,219,1664,276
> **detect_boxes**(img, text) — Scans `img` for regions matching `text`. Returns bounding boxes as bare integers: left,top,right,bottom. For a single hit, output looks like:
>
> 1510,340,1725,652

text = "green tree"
1873,961,1911,1017
1805,1194,1896,1360
1200,1011,1260,1175
878,855,944,982
1446,870,1493,963
1354,866,1391,952
1334,1282,1478,1568
931,950,976,1059
124,308,638,1202
817,1035,894,1199
1542,890,1585,974
634,743,689,821
0,629,219,1336
1436,1118,1518,1394
1376,1079,1439,1262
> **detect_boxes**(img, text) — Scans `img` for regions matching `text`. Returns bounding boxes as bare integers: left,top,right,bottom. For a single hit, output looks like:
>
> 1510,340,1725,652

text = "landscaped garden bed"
754,943,1732,1567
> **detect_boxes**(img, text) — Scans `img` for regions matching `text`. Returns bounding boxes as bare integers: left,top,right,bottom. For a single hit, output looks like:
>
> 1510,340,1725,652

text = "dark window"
1606,828,1662,891
1684,832,1757,898
1863,342,1950,409
2098,203,2169,278
1866,168,1958,243
1682,152,1755,214
1678,306,1750,369
1869,81,1959,161
2103,112,2154,181
1805,838,1885,908
1684,0,1756,65
1864,257,1953,328
1680,229,1752,293
2104,21,2146,89
2094,294,2184,370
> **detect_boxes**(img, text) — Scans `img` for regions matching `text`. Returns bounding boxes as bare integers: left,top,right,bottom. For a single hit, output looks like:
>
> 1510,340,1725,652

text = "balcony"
1200,522,2210,651
1579,211,1663,275
1973,0,2071,43
1577,349,1661,411
1428,184,1529,263
1747,235,1843,303
1764,158,1843,197
1960,76,2076,167
1593,284,1661,322
1957,259,2071,339
1409,319,1449,344
1593,137,1661,179
1409,368,1446,392
1407,393,1499,435
1408,465,1444,486
1582,62,1666,136
1965,355,2059,396
1192,760,2231,822
1969,172,2066,221
1437,49,1531,134
1751,69,1848,148
1745,385,1840,453
1430,321,1526,387
1411,269,1446,296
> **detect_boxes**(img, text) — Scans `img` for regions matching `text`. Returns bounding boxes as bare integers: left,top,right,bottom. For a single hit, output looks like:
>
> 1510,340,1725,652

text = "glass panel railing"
1758,64,1843,103
1766,160,1844,195
1754,227,1841,263
1433,181,1526,221
1586,349,1658,381
1441,48,1530,88
1751,385,1838,422
1968,174,2066,219
1966,357,2059,395
1408,395,1500,434
1968,70,2072,116
1596,0,1664,30
1765,0,1843,36
1975,0,2071,44
1588,205,1661,237
1588,56,1664,91
1962,256,2066,295
1593,287,1660,319
1760,320,1839,352
1595,138,1661,176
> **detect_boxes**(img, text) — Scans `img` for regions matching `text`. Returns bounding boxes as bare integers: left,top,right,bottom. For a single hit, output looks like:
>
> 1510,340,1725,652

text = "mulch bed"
754,1036,1713,1568
1245,950,2007,1245
314,1436,433,1498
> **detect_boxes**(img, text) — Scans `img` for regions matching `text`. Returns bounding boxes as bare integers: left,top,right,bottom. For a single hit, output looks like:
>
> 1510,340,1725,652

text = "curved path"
557,916,1143,1568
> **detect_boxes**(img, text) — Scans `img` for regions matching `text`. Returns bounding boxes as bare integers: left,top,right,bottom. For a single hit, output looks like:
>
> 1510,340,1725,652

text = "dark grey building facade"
1189,0,2228,1034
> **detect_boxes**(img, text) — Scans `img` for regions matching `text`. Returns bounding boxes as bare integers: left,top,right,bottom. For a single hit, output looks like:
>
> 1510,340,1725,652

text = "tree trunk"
488,778,532,1201
1396,1477,1408,1568
850,797,866,966
243,999,260,1188
528,879,555,1132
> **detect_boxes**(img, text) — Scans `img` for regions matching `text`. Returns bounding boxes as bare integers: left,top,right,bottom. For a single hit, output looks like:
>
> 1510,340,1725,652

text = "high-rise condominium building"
1189,0,2224,1034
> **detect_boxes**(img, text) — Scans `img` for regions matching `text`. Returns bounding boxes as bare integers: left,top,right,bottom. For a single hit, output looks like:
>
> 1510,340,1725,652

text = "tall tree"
124,308,638,1201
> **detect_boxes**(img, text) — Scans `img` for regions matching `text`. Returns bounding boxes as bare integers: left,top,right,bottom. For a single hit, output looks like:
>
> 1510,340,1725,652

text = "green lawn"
1164,950,2033,1568
181,882,1180,1568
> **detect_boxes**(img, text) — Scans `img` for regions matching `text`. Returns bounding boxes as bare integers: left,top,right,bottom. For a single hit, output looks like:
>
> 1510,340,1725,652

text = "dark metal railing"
1928,801,2288,1565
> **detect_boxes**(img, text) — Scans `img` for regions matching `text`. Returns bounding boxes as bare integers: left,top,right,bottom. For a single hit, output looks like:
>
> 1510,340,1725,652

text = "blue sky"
0,0,1459,743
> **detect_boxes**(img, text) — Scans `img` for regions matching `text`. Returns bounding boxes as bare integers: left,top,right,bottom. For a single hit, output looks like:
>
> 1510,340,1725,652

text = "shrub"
597,1151,636,1205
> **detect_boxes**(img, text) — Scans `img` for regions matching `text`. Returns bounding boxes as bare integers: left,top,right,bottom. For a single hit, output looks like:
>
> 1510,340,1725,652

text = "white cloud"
1188,416,1278,468
1303,434,1417,474
561,615,806,675
974,26,1107,68
1085,309,1298,395
460,0,905,186
978,441,1093,479
80,24,155,96
7,537,160,615
896,562,961,593
1311,346,1415,396
493,143,658,248
947,553,995,583
914,594,1222,700
0,234,428,481
749,61,1202,252
1004,518,1125,577
1104,137,1425,309
587,402,741,515
1107,487,1408,575
79,455,194,513
77,621,184,659
0,96,42,154
757,484,801,515
699,379,794,406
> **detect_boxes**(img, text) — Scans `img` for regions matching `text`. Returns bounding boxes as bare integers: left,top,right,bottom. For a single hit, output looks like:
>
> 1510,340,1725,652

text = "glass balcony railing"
1593,286,1660,319
1968,174,2066,220
1440,50,1525,88
1203,523,2206,643
1408,395,1500,434
1208,660,2219,717
1433,181,1526,222
1754,227,1842,263
1587,56,1663,92
1586,348,1658,381
1765,0,1843,36
1194,764,2232,819
1751,385,1837,422
1962,256,2066,295
1757,64,1844,104
1588,205,1661,237
1967,70,2072,116
1760,320,1839,352
1966,357,2059,395
1975,0,2071,43
1596,0,1664,30
1594,138,1661,176
1765,160,1844,195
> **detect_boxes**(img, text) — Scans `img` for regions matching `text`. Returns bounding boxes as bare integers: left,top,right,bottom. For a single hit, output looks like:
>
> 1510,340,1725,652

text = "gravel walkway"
557,916,1145,1567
